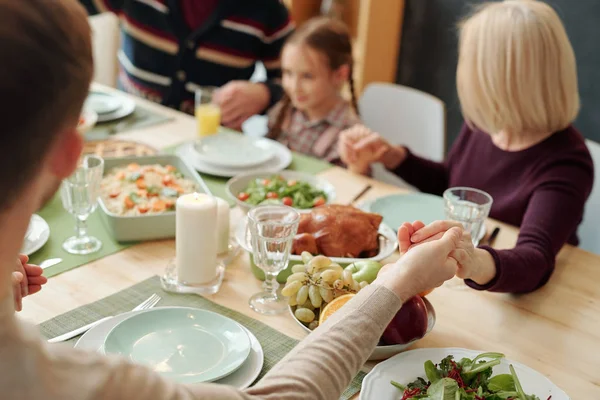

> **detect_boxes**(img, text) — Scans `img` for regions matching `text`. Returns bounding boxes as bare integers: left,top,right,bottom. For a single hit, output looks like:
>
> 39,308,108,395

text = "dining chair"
578,139,600,254
88,13,120,88
358,83,446,189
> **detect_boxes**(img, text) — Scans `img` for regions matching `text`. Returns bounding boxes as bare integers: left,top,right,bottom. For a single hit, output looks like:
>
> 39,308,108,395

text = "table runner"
85,105,173,141
38,276,365,399
29,153,332,277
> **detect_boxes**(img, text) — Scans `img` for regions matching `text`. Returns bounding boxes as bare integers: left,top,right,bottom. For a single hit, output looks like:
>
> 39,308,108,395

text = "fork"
47,294,161,343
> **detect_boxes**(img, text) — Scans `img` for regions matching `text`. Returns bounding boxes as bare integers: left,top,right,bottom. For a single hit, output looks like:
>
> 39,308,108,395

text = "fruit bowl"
289,298,436,361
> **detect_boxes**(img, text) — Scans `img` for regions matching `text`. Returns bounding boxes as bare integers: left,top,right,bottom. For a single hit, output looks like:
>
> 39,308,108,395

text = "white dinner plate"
75,308,264,389
360,348,569,400
85,92,123,115
20,214,50,256
88,92,136,123
193,132,276,168
177,139,292,178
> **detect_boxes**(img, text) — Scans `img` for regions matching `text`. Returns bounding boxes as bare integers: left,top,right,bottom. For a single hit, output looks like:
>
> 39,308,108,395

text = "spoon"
40,258,63,270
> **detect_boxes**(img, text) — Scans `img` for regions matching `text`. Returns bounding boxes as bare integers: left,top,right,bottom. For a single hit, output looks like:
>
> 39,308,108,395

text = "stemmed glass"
247,205,300,315
60,155,104,255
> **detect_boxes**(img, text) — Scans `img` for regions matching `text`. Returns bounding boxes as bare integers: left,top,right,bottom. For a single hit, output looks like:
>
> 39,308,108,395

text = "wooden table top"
20,85,600,399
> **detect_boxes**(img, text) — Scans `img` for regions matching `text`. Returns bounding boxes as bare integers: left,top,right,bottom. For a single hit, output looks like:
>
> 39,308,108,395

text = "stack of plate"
75,307,264,389
85,91,136,123
177,131,293,178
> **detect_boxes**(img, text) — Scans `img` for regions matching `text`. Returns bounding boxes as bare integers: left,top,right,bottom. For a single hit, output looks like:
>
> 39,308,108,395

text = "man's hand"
214,81,270,130
13,254,47,311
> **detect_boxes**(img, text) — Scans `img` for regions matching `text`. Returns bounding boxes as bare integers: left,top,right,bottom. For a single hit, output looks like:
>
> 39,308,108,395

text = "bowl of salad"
226,171,336,213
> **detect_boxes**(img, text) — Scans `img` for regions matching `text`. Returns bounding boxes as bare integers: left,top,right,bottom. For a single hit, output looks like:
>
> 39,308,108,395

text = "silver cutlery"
348,184,373,205
47,293,161,343
40,258,63,270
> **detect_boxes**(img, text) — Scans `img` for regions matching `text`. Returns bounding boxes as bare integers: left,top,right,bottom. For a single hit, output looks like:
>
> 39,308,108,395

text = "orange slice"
319,293,355,325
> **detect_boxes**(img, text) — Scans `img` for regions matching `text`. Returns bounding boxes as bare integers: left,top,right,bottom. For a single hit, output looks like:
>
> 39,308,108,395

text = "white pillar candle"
215,197,230,255
176,193,217,284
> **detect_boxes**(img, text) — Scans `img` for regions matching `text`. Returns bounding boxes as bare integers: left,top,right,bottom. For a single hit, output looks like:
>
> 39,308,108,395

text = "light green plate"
103,307,251,384
366,193,446,231
364,193,486,240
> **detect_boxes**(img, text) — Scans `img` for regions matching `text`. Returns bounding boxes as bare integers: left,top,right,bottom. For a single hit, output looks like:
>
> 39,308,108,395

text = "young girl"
267,17,360,165
339,0,594,294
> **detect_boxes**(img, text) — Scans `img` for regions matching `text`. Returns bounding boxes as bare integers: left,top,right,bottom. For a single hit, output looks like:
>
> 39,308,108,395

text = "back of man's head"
0,0,93,210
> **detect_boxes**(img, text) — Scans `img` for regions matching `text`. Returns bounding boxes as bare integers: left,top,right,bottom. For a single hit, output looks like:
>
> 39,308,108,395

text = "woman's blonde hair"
457,0,579,135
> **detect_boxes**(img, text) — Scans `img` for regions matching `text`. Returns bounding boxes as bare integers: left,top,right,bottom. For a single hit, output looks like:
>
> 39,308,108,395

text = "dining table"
19,84,600,400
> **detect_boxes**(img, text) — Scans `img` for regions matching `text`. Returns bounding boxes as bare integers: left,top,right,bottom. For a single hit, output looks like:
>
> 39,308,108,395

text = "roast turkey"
292,205,383,258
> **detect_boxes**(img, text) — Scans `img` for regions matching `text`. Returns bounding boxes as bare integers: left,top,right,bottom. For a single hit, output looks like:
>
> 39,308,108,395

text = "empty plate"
363,193,486,241
177,139,293,178
75,308,264,390
103,307,251,384
85,92,123,115
20,214,50,256
194,132,276,168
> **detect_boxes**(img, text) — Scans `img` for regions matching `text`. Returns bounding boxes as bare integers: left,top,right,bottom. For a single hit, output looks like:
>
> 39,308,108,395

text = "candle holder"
160,259,225,295
218,237,241,267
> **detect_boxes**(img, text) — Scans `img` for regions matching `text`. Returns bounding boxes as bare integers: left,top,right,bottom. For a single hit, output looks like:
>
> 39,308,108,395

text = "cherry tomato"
313,197,326,207
282,196,293,206
266,192,279,199
287,180,297,186
261,179,271,186
237,192,250,201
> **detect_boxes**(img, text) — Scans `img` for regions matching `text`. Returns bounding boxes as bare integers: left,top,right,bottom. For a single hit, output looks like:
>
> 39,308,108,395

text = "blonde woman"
339,0,594,293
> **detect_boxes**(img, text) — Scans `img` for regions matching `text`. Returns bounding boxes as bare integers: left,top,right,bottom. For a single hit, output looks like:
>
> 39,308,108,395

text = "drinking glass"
60,155,104,255
195,86,221,140
247,205,300,315
443,187,493,247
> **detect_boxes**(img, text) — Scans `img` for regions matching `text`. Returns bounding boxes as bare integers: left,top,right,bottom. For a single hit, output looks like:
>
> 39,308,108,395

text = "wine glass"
60,155,104,255
247,205,300,315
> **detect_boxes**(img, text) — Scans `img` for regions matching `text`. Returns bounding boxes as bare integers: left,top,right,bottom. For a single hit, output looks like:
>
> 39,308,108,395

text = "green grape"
320,269,341,284
301,299,315,311
308,321,319,330
359,281,369,289
286,272,308,283
301,251,313,264
308,255,332,271
322,263,343,275
281,280,303,297
342,270,353,286
295,307,315,323
291,264,307,273
319,286,334,303
312,271,322,281
350,279,360,292
296,284,309,305
308,285,323,308
333,279,344,290
288,295,298,306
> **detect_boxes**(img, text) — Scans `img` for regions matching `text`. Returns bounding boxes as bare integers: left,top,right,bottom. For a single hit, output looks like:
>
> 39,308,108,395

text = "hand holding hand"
373,227,462,302
213,81,270,130
407,220,496,285
338,125,390,173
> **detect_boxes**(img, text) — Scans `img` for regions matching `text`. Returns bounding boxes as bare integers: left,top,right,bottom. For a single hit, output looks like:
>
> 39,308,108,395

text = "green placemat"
28,195,131,277
85,105,173,141
38,276,365,399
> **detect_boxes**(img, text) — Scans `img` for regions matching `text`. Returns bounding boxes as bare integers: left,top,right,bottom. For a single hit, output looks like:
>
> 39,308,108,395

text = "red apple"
380,295,428,345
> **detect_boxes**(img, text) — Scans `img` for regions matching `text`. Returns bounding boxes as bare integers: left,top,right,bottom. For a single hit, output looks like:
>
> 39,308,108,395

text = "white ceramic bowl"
289,298,436,361
226,171,336,214
77,108,98,136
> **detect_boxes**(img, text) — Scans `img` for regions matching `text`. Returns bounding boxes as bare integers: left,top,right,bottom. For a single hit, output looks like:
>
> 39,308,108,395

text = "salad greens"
391,353,542,400
236,175,327,209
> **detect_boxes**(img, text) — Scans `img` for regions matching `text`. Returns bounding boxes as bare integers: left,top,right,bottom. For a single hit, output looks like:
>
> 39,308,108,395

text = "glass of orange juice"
195,87,221,140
